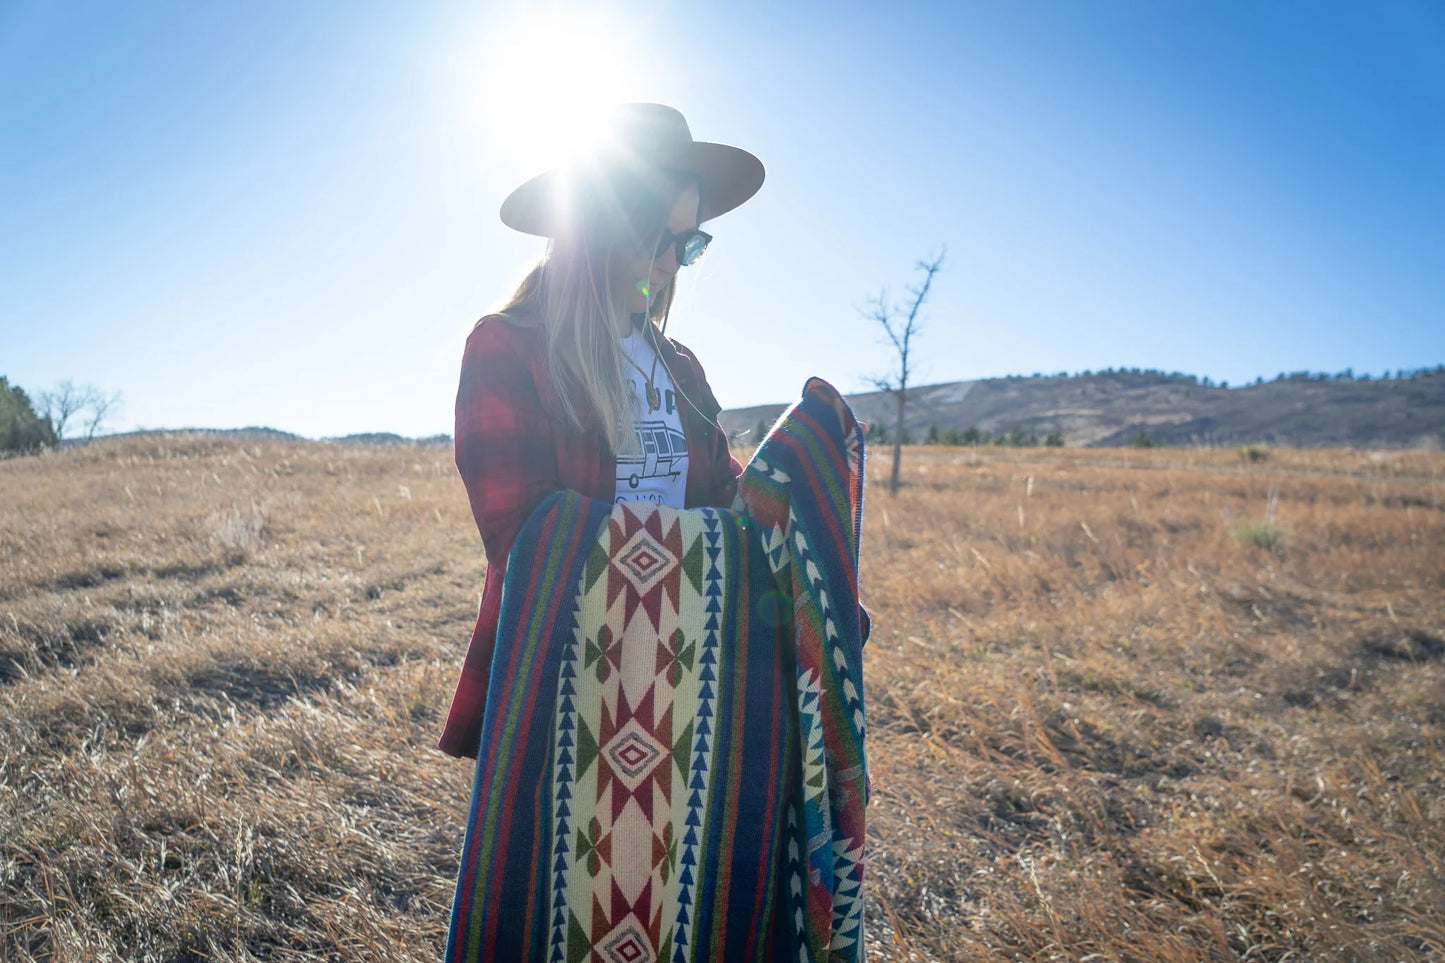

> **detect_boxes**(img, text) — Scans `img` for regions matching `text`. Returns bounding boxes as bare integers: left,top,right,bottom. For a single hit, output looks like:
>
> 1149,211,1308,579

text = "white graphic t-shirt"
615,328,689,507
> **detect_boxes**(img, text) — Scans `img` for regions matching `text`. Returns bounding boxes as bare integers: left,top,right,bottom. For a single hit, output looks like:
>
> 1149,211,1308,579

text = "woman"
444,105,870,962
438,104,762,761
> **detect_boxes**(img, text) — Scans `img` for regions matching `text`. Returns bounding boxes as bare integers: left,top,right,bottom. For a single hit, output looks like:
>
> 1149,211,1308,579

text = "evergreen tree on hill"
1,377,58,455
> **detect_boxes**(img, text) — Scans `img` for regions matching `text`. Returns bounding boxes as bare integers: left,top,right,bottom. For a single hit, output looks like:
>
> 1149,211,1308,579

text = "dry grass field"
2,437,1443,961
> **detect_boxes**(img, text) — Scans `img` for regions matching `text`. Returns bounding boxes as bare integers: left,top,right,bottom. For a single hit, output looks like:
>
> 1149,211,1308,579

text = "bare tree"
83,390,123,440
38,381,122,442
863,248,945,495
38,381,88,440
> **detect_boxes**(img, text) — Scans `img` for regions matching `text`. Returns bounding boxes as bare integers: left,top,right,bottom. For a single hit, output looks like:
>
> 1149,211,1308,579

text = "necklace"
622,337,663,412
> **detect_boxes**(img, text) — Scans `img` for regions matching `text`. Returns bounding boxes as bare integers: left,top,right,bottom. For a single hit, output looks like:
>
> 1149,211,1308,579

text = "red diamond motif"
620,542,664,582
603,922,652,963
616,742,651,769
606,728,662,780
613,529,677,593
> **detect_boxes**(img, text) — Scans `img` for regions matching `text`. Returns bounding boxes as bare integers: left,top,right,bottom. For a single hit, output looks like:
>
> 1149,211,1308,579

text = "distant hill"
77,426,306,446
721,367,1445,449
323,432,451,447
93,428,451,447
71,367,1445,452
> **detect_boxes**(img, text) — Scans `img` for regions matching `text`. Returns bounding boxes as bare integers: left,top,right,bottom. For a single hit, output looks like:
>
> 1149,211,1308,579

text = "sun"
475,4,651,174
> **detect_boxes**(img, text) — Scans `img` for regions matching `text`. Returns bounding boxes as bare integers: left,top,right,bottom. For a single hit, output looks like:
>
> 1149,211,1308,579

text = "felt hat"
500,103,765,237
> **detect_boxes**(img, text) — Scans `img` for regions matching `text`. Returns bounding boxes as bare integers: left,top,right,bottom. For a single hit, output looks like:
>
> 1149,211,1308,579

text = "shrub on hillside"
1237,444,1269,463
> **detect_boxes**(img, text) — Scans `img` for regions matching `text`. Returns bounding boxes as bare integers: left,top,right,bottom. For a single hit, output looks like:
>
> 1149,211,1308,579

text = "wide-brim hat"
500,103,765,237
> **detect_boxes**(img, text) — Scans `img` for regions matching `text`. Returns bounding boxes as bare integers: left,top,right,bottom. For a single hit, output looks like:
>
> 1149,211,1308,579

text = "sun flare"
476,6,649,173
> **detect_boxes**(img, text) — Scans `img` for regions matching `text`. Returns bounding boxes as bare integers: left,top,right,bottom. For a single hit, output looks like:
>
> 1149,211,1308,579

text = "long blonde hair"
493,168,692,454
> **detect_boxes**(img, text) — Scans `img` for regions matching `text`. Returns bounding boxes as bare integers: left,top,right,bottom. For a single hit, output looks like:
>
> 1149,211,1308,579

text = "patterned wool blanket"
446,377,868,963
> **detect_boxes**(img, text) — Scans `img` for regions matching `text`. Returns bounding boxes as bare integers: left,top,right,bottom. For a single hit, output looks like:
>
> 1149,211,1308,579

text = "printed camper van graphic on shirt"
615,342,690,506
617,419,687,495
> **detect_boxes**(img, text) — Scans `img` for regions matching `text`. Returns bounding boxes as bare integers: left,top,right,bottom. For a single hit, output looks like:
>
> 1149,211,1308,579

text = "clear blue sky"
3,0,1442,437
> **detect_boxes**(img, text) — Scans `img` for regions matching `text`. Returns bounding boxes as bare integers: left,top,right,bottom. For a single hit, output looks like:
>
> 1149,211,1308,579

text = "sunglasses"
654,227,712,267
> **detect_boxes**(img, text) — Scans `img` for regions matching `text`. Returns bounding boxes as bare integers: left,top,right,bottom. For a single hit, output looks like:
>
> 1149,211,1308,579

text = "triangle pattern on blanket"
552,503,714,963
605,505,685,634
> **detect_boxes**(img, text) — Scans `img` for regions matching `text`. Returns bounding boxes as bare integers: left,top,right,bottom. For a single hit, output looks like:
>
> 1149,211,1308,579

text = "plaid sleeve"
454,319,561,565
441,318,561,758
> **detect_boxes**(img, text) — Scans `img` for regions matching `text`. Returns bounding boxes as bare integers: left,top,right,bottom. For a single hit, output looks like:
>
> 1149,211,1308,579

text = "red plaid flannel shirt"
439,313,744,759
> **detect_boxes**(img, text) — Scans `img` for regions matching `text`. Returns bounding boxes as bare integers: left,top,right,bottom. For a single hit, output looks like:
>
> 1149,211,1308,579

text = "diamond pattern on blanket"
605,721,665,786
600,915,654,963
544,505,710,963
615,528,676,593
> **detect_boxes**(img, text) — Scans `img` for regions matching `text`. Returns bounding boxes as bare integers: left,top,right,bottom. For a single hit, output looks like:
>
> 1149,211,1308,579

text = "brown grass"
2,438,1443,961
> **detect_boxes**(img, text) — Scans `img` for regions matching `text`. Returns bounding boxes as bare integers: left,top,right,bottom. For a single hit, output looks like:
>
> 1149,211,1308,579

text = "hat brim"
500,141,765,237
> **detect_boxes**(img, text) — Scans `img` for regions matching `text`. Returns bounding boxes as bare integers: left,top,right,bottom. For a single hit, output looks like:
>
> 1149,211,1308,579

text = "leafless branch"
864,248,946,399
862,292,906,395
860,291,907,357
864,375,897,394
859,247,946,495
84,391,123,440
38,381,89,440
38,381,121,442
